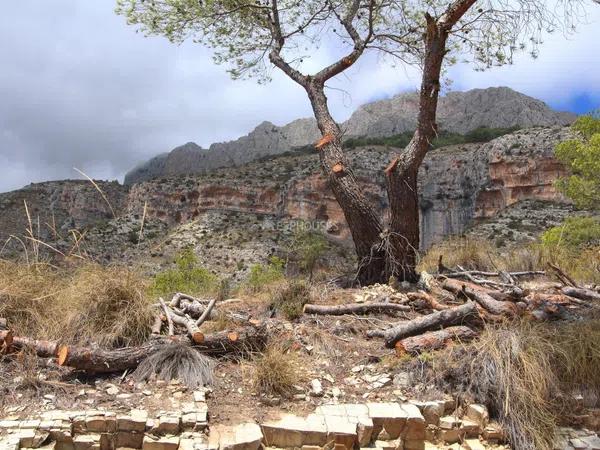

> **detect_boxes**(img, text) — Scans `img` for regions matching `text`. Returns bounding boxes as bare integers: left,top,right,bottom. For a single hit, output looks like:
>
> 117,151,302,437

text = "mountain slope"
124,87,575,185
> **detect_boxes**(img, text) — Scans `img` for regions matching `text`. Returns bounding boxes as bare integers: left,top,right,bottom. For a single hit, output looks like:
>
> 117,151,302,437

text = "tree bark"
306,82,386,285
561,286,600,302
395,325,477,355
303,302,410,316
367,301,478,348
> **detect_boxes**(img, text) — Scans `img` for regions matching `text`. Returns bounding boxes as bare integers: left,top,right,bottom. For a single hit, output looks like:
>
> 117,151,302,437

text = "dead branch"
395,326,477,355
406,291,450,310
196,297,217,326
303,302,410,316
548,263,578,288
442,279,518,316
3,325,268,373
367,301,478,348
561,286,600,302
159,298,175,336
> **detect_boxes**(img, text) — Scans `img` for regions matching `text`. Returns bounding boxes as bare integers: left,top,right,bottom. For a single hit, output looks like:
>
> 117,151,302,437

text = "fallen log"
2,325,268,373
367,301,478,348
442,279,518,316
1,331,58,358
395,326,477,355
562,286,600,302
304,302,410,316
406,291,450,310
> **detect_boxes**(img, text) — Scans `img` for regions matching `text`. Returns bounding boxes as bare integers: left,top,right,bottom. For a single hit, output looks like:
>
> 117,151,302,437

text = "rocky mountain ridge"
0,126,574,273
124,87,575,184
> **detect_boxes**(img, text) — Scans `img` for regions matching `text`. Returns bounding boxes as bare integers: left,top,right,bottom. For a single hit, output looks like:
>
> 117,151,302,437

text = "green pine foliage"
555,116,600,210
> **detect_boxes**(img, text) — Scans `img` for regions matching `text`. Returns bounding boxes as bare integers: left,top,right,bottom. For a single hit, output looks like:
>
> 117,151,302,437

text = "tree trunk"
385,164,420,282
306,81,386,285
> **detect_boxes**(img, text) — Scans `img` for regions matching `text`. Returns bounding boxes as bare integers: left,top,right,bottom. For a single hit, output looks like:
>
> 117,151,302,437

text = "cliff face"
125,126,571,250
124,87,575,184
0,126,573,269
0,180,128,244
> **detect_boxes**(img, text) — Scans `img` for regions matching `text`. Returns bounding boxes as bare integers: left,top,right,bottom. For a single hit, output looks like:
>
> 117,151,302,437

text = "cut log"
406,291,450,310
367,301,478,348
442,279,518,316
169,309,205,344
562,286,600,302
395,326,477,355
2,325,268,373
303,302,410,316
1,331,58,358
0,318,7,330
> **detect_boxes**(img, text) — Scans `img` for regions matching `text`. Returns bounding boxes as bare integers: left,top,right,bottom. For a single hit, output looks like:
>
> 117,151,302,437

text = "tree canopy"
555,116,600,209
115,0,584,85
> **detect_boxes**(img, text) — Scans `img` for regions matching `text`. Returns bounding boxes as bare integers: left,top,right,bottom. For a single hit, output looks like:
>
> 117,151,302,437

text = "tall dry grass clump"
420,236,600,284
0,260,154,348
418,238,499,273
250,342,302,398
428,319,600,450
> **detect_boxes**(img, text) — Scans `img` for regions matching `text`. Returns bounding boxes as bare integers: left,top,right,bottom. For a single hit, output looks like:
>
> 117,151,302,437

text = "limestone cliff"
125,126,572,250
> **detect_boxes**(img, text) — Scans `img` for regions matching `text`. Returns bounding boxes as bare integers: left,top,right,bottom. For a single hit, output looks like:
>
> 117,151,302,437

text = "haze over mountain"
125,87,575,185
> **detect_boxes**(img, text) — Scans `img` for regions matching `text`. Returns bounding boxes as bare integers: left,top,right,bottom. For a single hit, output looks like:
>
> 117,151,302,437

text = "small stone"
157,415,180,434
466,404,489,428
106,385,119,396
142,435,179,450
310,379,323,397
463,438,486,450
193,391,206,402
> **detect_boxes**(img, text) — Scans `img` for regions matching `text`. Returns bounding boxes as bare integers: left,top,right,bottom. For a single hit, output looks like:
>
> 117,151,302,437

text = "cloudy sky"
0,1,599,193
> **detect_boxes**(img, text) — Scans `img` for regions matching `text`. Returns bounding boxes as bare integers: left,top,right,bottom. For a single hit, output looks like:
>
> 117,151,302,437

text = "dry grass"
420,237,600,284
423,319,600,450
250,341,302,398
0,260,154,348
133,343,215,388
418,238,498,272
269,280,312,320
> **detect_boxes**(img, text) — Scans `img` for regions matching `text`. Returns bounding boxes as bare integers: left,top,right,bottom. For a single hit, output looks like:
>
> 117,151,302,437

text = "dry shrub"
418,238,498,273
269,280,312,320
133,343,215,388
63,264,153,347
251,341,302,398
426,319,600,450
0,261,153,348
420,236,600,284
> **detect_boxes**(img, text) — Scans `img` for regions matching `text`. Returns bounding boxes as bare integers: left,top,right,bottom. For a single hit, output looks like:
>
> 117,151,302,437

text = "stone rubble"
1,400,599,450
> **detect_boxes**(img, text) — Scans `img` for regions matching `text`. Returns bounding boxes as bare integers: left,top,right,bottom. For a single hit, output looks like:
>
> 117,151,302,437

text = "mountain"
124,87,575,184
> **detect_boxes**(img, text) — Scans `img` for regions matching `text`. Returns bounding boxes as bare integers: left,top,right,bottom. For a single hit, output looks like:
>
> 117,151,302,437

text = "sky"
0,1,599,193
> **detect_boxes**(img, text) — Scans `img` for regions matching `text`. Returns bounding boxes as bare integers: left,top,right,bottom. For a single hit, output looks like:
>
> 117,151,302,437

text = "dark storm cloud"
0,1,312,192
0,1,598,193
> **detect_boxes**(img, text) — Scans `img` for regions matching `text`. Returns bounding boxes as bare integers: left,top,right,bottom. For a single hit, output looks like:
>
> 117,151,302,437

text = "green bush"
555,116,600,209
149,248,218,298
342,126,519,150
245,256,285,292
541,217,600,250
289,230,329,280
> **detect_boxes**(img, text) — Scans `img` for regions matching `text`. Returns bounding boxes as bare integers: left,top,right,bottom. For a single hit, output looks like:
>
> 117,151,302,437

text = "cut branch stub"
332,163,345,176
384,158,399,176
315,133,335,150
57,345,69,366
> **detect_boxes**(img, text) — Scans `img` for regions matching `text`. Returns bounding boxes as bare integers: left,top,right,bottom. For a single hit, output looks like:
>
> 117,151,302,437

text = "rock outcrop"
0,180,128,244
0,126,574,267
125,126,572,250
124,87,575,184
